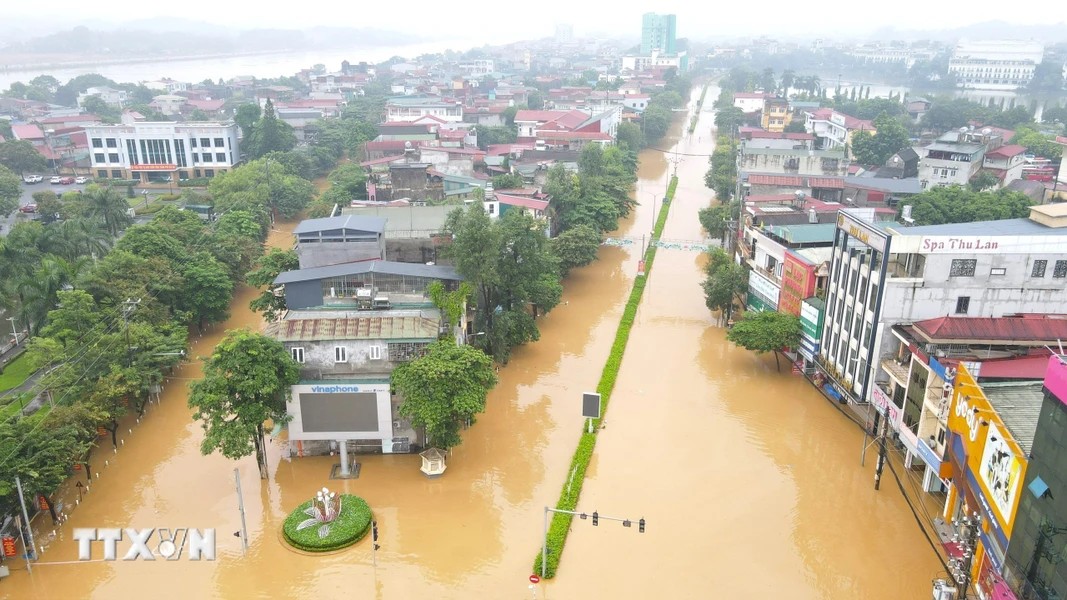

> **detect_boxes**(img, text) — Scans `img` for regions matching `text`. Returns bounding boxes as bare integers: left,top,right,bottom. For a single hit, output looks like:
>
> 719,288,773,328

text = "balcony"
880,358,909,385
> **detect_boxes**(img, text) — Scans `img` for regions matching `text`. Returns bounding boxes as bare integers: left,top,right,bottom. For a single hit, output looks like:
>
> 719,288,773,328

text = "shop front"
131,163,178,184
746,270,779,313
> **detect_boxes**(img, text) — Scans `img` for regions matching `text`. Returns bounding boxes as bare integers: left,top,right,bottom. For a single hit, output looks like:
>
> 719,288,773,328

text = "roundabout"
282,488,373,553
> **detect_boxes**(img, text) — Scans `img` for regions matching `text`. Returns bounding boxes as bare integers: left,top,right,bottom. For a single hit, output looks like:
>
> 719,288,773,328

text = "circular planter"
281,493,372,553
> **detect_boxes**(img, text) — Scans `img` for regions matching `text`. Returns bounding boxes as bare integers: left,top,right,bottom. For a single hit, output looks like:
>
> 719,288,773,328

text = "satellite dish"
981,128,992,136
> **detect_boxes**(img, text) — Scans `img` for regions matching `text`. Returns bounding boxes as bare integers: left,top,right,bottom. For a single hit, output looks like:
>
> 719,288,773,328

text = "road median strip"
533,174,678,578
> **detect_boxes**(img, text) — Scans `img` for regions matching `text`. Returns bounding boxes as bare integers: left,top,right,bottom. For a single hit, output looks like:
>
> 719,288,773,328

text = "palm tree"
53,219,112,261
780,70,796,96
83,186,132,236
16,255,92,332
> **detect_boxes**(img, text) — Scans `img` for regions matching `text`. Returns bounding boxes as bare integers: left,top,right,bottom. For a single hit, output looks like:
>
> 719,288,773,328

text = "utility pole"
873,406,888,491
541,506,645,579
122,298,141,368
234,468,249,554
15,476,35,572
946,513,980,599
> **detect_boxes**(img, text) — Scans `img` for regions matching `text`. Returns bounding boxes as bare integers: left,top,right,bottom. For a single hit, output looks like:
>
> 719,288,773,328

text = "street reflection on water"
2,85,940,599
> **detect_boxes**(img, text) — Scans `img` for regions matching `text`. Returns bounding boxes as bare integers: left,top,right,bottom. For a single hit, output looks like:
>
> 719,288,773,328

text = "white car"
74,176,89,184
50,176,62,184
23,174,43,183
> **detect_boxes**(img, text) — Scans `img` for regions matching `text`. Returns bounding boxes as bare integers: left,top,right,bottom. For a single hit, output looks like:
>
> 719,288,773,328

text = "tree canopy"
0,139,48,175
901,186,1034,226
247,248,300,322
392,339,497,450
726,310,802,371
188,330,299,478
208,156,315,220
702,247,748,325
243,99,298,159
850,113,911,166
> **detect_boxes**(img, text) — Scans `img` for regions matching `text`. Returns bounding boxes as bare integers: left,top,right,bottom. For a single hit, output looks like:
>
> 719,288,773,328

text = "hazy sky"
6,1,1066,41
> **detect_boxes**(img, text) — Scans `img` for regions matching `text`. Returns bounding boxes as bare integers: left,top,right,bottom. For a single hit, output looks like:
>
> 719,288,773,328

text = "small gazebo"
419,448,447,478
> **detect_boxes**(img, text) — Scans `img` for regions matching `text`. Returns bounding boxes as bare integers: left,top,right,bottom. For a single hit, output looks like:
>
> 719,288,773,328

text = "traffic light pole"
541,506,645,579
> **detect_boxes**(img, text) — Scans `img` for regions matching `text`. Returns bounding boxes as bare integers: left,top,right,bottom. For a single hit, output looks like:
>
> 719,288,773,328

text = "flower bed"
282,493,372,552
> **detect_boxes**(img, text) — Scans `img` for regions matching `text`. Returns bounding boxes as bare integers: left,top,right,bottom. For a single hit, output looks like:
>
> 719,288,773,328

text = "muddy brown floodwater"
1,85,940,599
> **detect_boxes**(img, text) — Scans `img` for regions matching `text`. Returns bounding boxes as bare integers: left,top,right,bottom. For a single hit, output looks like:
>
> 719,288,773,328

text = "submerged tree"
726,310,802,372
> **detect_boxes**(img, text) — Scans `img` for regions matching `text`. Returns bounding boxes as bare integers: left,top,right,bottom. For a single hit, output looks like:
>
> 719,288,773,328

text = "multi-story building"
77,86,128,108
944,363,1042,599
949,40,1045,90
641,13,676,55
817,203,1067,425
918,129,1001,189
268,257,466,457
733,92,769,115
385,96,463,123
803,108,875,152
84,121,240,183
981,144,1028,188
740,131,850,177
1003,356,1067,599
761,97,791,133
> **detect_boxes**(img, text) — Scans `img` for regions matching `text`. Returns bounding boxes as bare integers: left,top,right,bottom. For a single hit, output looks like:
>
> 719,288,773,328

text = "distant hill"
0,25,424,58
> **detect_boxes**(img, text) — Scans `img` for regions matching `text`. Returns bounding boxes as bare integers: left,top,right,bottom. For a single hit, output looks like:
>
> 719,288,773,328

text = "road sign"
582,392,601,419
2,536,16,557
529,574,541,584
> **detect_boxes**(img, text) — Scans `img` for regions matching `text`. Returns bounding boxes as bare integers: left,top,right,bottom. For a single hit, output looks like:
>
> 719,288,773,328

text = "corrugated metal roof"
983,382,1044,455
293,215,387,235
264,315,440,341
913,316,1067,343
891,218,1067,237
274,260,462,285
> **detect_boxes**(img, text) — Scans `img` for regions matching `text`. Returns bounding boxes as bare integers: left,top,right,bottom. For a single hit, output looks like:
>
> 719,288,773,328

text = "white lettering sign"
311,385,361,393
73,528,216,561
920,237,1000,253
953,395,984,443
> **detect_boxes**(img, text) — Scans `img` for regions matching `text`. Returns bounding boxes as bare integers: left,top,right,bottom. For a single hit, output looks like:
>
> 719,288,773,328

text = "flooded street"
1,84,941,599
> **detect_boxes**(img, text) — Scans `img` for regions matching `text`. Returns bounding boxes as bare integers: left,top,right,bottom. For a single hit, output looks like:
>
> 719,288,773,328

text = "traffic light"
592,511,599,526
372,521,379,542
639,518,645,533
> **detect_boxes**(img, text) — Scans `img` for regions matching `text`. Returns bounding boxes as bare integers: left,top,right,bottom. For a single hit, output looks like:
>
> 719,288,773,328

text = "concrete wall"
284,280,327,310
296,240,384,269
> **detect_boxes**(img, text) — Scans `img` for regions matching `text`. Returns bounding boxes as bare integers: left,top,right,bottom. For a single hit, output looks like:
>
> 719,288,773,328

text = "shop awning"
1028,476,1051,499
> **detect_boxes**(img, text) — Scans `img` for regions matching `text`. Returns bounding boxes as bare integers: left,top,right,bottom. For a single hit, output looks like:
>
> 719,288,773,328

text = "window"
1055,260,1067,278
369,346,382,360
204,169,214,177
127,139,139,165
214,137,224,147
334,346,347,363
97,169,108,178
199,153,209,162
111,170,123,178
1031,260,1046,277
949,259,977,277
488,203,495,214
937,427,946,446
291,347,305,363
94,153,105,163
108,153,119,163
92,138,103,148
200,138,211,147
105,138,117,148
192,153,199,162
216,152,226,162
174,139,187,168
955,296,970,314
190,138,197,147
990,267,1006,276
194,169,201,177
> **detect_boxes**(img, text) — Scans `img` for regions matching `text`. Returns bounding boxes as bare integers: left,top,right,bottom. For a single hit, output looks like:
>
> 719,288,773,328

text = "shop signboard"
871,384,902,429
836,211,888,253
800,299,824,339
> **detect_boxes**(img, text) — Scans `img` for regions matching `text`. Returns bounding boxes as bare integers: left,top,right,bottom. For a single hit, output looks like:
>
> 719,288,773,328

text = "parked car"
22,174,43,184
74,176,89,184
50,176,62,184
59,176,75,184
19,203,38,213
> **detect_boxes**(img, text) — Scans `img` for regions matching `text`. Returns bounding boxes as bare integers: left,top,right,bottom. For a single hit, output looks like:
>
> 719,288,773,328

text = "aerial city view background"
0,1,1066,598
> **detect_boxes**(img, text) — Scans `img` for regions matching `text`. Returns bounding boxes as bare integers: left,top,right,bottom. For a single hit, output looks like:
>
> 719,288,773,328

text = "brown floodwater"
1,85,940,600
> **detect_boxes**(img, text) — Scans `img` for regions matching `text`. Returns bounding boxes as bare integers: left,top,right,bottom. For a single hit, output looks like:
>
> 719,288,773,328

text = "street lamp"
7,317,18,346
45,129,58,175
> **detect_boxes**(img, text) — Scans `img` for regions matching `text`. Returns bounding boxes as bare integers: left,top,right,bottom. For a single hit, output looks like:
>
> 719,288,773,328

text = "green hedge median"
688,83,709,134
533,175,678,578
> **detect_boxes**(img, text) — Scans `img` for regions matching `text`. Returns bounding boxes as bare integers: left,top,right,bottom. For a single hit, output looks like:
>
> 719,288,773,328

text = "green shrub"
534,175,677,578
157,193,182,202
134,203,165,216
282,494,372,552
178,177,212,187
101,179,141,187
688,83,710,134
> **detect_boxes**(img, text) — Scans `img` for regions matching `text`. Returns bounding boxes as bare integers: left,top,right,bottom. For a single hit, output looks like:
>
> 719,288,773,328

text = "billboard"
780,252,816,317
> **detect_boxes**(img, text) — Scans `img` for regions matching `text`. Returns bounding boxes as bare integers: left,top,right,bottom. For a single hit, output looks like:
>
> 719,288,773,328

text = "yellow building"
943,364,1042,597
761,97,792,133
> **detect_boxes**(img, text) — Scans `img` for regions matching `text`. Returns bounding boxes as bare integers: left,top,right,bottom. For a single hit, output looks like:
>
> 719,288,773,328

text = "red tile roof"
985,144,1027,159
972,355,1053,380
365,140,426,151
186,98,225,111
486,143,535,156
808,177,844,189
537,130,612,141
913,315,1067,342
438,129,467,139
359,156,404,167
495,194,549,211
11,124,44,140
745,193,800,203
494,188,543,197
748,174,804,186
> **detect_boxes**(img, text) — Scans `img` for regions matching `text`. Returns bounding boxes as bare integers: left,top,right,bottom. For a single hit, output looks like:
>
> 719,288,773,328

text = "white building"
817,205,1067,458
733,92,769,114
77,86,129,108
84,121,240,183
385,96,463,123
917,128,1005,189
949,40,1045,90
142,78,189,94
149,94,186,116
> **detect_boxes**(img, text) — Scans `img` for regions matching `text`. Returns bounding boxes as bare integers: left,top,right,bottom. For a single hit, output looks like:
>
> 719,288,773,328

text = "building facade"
950,41,1045,90
1004,356,1067,599
641,13,677,55
84,122,240,182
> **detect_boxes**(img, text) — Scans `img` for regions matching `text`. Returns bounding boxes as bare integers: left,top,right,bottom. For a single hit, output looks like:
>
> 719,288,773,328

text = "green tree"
849,113,911,166
921,98,991,134
641,104,671,142
726,310,801,371
783,120,807,134
698,202,737,241
80,95,121,123
319,163,368,205
0,419,92,523
188,330,299,479
0,165,22,216
968,171,1000,192
527,90,544,110
247,248,299,322
901,186,1034,226
550,224,600,275
392,339,497,450
427,280,472,329
475,125,518,150
1011,126,1063,159
209,157,315,220
615,121,645,152
491,173,524,190
0,139,48,175
234,102,262,140
82,184,133,235
702,248,748,325
714,106,745,137
244,99,297,159
182,252,234,331
704,137,739,200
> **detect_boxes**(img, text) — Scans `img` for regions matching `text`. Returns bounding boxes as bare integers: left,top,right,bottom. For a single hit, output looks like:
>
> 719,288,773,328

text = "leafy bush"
178,177,212,187
101,179,141,187
534,176,677,578
282,494,372,552
134,203,165,215
157,193,182,202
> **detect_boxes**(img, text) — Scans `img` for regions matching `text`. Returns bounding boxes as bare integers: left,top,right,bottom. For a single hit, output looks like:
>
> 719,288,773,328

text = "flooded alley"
0,85,942,599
